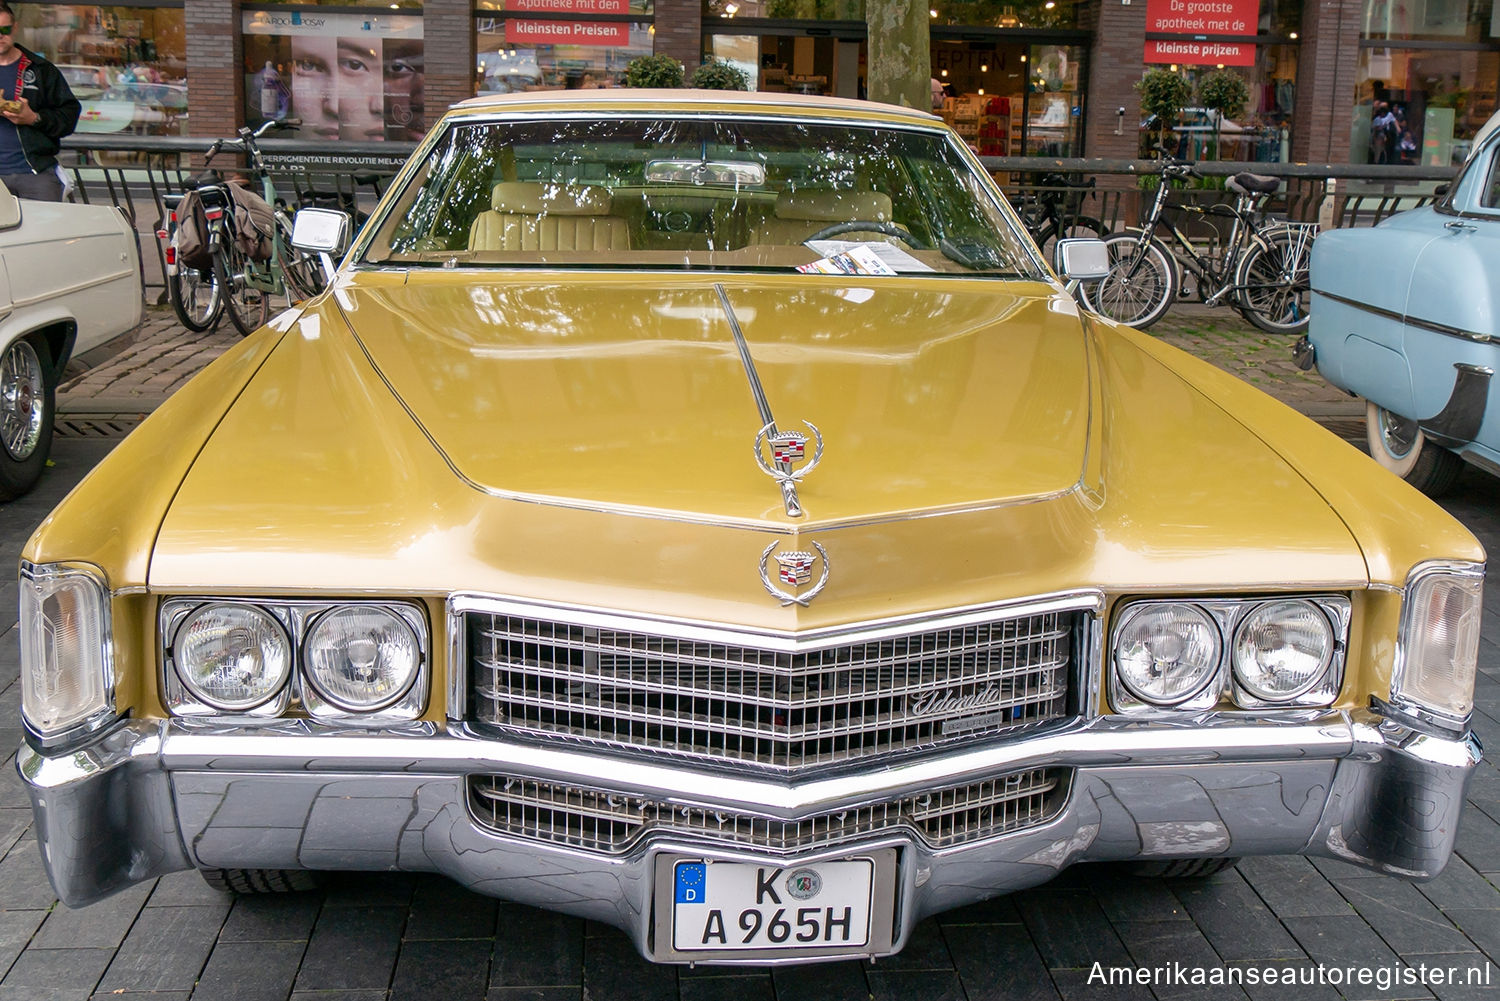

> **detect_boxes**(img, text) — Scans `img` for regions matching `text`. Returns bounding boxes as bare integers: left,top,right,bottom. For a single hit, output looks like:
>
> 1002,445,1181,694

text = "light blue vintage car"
1307,112,1500,495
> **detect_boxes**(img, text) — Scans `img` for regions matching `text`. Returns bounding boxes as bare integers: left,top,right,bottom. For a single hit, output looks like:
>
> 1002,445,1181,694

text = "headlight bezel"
18,560,117,748
1391,560,1484,730
1109,595,1350,714
300,604,427,718
162,597,430,723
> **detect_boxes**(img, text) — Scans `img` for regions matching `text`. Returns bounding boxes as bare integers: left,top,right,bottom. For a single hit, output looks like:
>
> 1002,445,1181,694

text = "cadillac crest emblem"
759,540,831,606
754,420,824,483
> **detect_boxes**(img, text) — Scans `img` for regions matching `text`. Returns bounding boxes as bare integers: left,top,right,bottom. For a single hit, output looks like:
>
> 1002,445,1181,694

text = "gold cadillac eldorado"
16,92,1487,965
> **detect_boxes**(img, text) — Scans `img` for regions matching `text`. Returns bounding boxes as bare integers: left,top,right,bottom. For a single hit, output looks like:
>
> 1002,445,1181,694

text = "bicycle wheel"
1233,227,1314,334
277,211,327,301
1081,232,1179,329
1045,215,1110,271
168,263,220,332
214,241,271,338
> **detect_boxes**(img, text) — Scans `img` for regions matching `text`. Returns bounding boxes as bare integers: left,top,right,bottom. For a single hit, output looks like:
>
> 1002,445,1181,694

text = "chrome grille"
467,609,1077,771
468,768,1067,854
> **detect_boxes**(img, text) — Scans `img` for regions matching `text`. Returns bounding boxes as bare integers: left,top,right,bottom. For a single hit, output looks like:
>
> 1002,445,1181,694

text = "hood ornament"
759,540,831,607
754,420,823,518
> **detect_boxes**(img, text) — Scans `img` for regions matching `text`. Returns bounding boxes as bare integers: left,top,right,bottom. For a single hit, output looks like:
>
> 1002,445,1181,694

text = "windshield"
361,116,1042,278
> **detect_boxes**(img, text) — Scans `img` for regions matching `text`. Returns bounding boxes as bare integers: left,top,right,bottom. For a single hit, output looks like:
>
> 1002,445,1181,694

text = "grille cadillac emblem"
759,540,830,607
754,420,823,483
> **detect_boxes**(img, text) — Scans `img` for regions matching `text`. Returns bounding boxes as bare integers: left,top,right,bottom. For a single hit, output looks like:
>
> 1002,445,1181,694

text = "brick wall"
1082,1,1145,180
425,0,475,126
185,0,240,143
654,0,702,77
1292,0,1362,163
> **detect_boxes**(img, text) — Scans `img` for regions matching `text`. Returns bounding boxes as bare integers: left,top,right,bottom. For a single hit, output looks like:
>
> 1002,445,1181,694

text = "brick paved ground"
1,306,1496,1000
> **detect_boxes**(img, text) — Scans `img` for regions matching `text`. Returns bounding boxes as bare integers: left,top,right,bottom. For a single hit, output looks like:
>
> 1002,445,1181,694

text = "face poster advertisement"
243,11,424,142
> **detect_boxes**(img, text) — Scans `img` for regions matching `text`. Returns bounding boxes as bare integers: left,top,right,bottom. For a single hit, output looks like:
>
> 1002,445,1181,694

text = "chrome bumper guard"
17,707,1482,965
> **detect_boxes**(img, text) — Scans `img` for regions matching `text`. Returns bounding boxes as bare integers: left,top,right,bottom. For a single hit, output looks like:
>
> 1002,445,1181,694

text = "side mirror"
1433,182,1450,197
1055,238,1110,282
291,207,351,256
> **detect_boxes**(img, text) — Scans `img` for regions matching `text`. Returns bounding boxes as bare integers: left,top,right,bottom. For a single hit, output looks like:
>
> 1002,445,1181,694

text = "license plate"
670,858,874,952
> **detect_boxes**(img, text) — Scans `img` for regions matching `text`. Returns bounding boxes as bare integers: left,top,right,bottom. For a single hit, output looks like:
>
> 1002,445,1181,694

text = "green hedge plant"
624,54,684,89
692,58,749,91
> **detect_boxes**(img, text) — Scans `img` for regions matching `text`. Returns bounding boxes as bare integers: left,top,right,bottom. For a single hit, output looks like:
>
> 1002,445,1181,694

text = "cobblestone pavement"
2,306,1497,1000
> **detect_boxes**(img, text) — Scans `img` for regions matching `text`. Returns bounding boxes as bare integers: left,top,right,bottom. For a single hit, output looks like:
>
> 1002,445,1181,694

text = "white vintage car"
0,180,143,499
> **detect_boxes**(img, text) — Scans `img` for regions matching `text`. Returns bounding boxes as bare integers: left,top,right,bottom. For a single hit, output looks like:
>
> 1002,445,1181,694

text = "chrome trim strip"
155,711,1353,819
448,588,1103,655
715,283,805,519
1313,289,1494,344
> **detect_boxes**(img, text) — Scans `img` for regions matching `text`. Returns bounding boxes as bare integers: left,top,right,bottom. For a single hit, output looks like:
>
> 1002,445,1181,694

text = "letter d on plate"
676,862,706,904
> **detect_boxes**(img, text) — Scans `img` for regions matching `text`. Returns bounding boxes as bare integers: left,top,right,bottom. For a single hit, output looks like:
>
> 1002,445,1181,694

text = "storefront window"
475,18,654,92
710,33,864,98
244,9,425,141
14,4,187,138
1362,0,1496,43
705,1,862,18
1354,48,1499,164
931,41,1083,155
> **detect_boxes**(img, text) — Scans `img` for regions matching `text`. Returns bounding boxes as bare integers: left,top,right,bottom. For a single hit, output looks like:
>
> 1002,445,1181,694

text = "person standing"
0,2,81,201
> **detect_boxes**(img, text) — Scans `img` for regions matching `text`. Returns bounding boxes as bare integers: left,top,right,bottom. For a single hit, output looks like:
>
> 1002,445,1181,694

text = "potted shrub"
1136,68,1191,157
692,58,749,91
1197,69,1250,160
623,54,684,89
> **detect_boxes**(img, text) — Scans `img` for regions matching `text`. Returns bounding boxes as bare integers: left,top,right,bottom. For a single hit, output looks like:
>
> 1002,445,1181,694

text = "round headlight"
1232,600,1333,702
1114,603,1221,705
303,606,421,711
175,603,292,710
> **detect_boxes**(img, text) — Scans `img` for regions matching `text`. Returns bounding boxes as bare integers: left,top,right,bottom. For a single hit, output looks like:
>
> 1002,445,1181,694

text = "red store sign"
1145,0,1257,35
504,19,629,45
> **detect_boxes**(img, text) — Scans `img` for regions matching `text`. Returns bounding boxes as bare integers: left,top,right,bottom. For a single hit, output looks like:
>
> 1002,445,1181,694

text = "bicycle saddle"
1227,173,1280,196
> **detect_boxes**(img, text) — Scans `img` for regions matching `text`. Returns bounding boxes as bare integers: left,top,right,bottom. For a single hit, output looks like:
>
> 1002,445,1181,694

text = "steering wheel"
804,220,930,250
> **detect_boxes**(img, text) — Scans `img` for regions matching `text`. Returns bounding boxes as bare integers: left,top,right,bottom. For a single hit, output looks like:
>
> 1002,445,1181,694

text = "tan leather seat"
749,189,893,246
468,182,630,252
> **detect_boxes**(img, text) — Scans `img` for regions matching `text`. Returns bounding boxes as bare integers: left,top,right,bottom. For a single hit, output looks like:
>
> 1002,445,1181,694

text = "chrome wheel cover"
1,339,45,461
1377,408,1419,459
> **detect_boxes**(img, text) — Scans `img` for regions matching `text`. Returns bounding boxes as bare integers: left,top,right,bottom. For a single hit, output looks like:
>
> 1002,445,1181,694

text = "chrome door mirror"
1055,238,1111,282
291,207,351,255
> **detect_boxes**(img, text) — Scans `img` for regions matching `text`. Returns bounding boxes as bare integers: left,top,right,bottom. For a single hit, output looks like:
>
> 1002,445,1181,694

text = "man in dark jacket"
0,2,81,201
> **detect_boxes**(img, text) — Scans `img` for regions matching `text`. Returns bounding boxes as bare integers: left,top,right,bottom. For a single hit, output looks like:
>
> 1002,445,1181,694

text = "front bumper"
17,707,1482,964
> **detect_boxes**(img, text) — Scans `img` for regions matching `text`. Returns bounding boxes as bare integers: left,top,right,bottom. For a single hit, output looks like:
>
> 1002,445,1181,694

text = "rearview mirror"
291,207,351,255
645,159,766,188
1055,238,1110,282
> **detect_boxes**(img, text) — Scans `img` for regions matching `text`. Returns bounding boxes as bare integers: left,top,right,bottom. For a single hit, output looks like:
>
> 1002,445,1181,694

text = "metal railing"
54,135,1460,303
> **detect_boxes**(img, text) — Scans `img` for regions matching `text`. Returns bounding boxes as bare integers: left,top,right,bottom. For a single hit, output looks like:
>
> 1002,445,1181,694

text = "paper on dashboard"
804,240,936,273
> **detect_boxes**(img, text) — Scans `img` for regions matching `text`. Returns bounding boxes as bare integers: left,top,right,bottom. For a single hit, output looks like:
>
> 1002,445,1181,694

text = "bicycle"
1080,152,1316,333
1013,172,1109,267
162,119,327,337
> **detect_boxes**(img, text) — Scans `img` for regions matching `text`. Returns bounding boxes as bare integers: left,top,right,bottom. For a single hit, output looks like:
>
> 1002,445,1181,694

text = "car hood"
149,272,1366,626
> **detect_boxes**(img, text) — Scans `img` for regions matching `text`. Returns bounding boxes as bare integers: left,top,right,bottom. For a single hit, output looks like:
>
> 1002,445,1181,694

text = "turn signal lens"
175,603,292,710
1231,600,1334,702
303,606,420,711
1114,603,1220,705
19,563,113,738
1397,567,1483,723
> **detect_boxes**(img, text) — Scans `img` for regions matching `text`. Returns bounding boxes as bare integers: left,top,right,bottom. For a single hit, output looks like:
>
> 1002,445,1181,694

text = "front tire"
1366,401,1464,496
200,868,320,894
1128,858,1241,878
1081,232,1179,329
0,336,55,501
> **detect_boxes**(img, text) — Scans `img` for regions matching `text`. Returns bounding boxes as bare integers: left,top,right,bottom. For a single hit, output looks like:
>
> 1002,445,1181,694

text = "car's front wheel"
200,868,320,894
1366,401,1464,496
0,336,55,501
